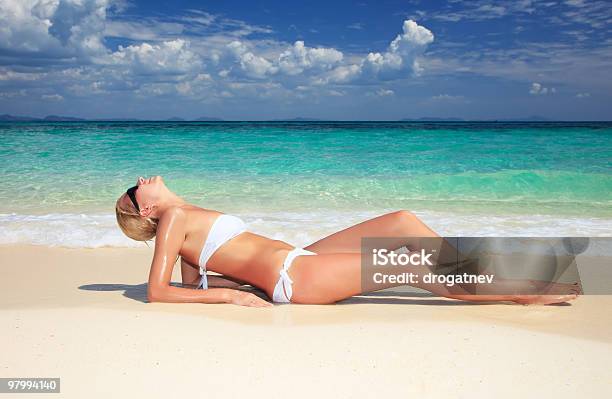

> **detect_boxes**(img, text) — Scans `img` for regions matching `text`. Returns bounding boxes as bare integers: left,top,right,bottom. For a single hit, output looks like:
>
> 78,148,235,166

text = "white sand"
1,245,611,398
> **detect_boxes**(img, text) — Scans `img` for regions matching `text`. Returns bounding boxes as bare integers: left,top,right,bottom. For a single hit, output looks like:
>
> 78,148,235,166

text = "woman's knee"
392,209,416,220
388,209,417,232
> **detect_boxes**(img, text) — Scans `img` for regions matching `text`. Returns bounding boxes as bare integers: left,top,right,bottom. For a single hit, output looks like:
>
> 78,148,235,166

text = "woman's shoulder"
160,205,224,227
155,206,188,231
164,203,219,216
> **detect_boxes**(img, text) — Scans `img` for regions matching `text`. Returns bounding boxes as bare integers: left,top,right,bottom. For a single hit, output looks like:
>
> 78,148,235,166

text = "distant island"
0,114,87,122
0,114,225,122
0,114,328,122
399,116,552,122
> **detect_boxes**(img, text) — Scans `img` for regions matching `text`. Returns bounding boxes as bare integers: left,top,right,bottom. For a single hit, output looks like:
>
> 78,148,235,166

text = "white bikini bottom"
272,247,317,303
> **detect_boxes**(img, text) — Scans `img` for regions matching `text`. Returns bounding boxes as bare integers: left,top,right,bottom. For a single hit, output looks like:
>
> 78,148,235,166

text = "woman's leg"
303,210,460,288
298,210,580,304
303,210,440,254
288,252,579,305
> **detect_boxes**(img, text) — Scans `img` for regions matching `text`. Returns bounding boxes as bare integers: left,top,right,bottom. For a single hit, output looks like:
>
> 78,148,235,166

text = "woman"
115,176,579,307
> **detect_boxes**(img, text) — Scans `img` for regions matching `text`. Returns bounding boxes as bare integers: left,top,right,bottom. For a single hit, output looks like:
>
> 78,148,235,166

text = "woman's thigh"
303,211,411,254
289,253,362,304
288,250,460,304
289,252,419,304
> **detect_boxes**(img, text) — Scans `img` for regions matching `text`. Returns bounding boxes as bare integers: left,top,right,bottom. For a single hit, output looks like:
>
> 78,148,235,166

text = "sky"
0,0,610,120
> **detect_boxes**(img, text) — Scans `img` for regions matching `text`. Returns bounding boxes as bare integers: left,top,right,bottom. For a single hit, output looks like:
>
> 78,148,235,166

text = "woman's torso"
173,204,295,297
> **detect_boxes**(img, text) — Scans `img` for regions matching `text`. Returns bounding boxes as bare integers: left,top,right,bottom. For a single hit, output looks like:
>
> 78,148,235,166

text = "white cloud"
104,20,185,41
0,0,63,54
560,0,612,29
432,94,461,100
328,89,345,96
434,3,507,21
41,93,63,101
576,92,590,98
0,69,42,81
361,20,434,79
529,82,556,95
313,64,361,85
226,40,278,78
277,41,343,75
423,38,612,99
0,89,26,98
222,39,346,79
473,4,507,17
426,94,469,104
316,19,434,85
0,0,111,60
219,20,432,84
375,88,394,96
0,4,436,110
109,39,202,75
431,0,538,22
175,73,211,96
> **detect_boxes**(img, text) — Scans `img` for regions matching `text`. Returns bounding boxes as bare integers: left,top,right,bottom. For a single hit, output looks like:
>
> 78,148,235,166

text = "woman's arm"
147,207,271,307
180,257,202,286
180,257,247,289
152,284,270,306
208,275,246,288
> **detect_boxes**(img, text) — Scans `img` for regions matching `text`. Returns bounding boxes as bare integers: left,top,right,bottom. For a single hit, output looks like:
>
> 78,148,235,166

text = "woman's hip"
278,252,364,304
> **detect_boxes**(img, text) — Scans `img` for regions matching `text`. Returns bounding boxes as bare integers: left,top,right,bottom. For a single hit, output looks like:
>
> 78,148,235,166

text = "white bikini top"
197,214,247,289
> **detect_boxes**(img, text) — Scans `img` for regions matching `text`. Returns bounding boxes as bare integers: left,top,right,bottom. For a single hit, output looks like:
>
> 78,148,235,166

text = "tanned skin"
118,176,579,307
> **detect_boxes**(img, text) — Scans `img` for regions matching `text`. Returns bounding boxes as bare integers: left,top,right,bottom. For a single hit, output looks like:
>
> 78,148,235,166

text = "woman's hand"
229,290,274,307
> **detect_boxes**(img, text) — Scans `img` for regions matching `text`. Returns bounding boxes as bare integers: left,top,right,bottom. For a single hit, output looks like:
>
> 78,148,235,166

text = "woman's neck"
156,191,187,214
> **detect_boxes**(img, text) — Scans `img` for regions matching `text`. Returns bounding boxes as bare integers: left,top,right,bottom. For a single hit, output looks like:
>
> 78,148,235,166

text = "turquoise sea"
0,121,610,247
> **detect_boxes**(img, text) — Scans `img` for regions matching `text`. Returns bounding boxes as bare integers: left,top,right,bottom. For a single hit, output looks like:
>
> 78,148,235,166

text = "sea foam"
1,210,610,248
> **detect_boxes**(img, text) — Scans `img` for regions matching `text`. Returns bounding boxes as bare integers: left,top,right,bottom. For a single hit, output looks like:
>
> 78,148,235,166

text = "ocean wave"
3,170,610,218
1,210,611,248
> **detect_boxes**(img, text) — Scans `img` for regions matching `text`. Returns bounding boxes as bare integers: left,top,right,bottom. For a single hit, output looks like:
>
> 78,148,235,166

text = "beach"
1,244,611,398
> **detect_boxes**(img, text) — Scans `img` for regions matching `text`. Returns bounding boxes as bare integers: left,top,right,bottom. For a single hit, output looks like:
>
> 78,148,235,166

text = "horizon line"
2,114,612,123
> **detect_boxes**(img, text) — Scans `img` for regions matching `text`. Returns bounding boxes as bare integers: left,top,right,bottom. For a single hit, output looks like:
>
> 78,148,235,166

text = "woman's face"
120,175,166,215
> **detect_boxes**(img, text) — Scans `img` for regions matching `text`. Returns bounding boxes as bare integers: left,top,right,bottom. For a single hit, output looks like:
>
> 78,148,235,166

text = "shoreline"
2,209,612,248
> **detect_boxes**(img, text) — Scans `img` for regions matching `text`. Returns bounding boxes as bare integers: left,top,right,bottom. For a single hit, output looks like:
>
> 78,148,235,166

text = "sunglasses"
126,185,140,213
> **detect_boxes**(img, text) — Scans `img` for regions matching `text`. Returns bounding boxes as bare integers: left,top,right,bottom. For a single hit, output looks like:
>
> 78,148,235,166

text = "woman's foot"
512,280,582,304
524,280,582,295
511,293,578,305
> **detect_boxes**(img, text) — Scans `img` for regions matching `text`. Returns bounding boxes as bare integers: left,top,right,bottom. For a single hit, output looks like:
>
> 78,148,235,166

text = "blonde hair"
115,195,159,244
